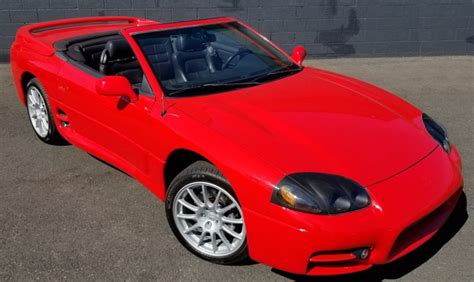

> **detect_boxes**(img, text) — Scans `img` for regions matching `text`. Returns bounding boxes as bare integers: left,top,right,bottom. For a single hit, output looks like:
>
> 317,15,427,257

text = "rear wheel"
26,78,64,144
166,161,248,264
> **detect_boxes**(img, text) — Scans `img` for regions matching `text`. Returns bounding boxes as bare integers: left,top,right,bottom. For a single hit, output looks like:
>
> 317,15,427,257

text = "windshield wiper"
253,66,303,83
168,81,261,96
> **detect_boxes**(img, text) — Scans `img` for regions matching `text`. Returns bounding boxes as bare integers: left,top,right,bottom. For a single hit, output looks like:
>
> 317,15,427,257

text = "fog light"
353,248,370,260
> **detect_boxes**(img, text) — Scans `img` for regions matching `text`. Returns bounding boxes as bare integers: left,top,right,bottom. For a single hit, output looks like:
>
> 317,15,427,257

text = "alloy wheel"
172,181,246,257
27,86,49,138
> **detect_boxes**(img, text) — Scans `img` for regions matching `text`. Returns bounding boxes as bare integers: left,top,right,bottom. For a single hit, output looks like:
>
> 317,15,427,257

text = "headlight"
422,113,450,153
271,173,371,215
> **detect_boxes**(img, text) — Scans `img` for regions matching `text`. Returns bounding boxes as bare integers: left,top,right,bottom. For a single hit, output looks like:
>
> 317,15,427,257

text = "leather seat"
139,37,179,84
99,39,143,85
173,33,217,82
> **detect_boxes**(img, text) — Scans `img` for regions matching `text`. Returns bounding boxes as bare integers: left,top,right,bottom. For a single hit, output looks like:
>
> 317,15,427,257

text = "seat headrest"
175,32,216,52
104,39,135,60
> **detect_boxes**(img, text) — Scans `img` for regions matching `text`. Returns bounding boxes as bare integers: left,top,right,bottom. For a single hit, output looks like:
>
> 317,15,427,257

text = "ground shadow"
88,153,130,176
316,8,360,57
233,257,258,266
49,135,70,146
272,192,468,281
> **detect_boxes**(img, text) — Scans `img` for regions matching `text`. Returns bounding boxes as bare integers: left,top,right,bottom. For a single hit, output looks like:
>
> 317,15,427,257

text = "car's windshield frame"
130,21,302,97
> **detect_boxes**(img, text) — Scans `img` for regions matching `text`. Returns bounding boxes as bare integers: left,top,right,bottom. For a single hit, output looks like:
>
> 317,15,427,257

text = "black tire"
25,78,65,145
165,161,249,264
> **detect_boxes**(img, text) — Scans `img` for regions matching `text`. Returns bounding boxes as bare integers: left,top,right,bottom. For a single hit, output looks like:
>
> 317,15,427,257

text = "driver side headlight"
271,173,371,215
422,113,451,153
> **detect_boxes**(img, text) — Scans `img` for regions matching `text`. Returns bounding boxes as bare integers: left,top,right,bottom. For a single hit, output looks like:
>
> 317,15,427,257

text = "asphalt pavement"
0,56,473,281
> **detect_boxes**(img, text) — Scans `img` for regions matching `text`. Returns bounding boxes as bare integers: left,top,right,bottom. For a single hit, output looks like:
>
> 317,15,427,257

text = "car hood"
173,67,437,186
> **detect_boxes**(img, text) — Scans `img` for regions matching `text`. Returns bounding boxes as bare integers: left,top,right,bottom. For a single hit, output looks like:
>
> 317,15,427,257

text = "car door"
55,56,155,174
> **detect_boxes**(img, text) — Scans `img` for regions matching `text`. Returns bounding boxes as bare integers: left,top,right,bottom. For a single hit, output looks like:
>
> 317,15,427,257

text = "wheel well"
164,149,209,189
21,72,35,97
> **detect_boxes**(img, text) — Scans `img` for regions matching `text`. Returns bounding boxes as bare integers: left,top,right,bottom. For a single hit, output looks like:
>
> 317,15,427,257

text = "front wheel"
165,161,248,264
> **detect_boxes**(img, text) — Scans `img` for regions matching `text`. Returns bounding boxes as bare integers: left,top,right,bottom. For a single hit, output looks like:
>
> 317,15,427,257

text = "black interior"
63,34,152,95
173,32,219,82
62,31,241,95
99,39,143,85
60,22,292,98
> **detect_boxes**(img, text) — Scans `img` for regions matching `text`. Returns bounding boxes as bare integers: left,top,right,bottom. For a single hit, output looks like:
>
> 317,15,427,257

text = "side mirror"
291,45,307,66
96,76,138,103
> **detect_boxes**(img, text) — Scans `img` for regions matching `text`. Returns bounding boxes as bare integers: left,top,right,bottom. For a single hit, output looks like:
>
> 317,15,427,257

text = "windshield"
133,21,301,96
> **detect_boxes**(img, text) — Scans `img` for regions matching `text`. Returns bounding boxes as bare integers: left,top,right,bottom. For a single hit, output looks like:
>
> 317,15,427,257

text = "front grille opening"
389,190,461,259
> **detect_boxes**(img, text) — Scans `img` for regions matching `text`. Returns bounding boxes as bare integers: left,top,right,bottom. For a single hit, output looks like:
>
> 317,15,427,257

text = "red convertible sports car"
10,16,463,276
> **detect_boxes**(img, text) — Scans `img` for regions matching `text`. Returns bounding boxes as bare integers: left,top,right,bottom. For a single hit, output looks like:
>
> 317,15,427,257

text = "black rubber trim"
54,31,120,51
55,51,104,78
34,21,132,34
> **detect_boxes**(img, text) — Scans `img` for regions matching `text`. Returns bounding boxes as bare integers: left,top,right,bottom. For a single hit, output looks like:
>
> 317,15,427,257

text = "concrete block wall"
0,0,473,61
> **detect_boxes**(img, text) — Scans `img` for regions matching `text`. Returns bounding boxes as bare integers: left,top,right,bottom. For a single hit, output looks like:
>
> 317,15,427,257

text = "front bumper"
244,145,463,276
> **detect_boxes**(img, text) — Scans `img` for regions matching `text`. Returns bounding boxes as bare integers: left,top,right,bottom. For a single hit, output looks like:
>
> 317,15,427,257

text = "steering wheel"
222,48,251,69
